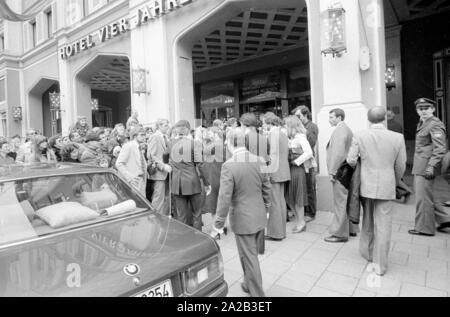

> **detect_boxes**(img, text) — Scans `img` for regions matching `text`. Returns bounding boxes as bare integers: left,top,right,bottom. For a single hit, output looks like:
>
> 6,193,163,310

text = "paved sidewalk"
203,176,450,297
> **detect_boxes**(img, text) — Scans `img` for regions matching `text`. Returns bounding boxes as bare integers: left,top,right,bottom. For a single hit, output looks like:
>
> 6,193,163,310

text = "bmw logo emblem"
123,264,140,276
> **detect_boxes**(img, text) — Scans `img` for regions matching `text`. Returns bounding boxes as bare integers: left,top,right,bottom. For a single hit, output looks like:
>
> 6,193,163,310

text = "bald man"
347,107,406,275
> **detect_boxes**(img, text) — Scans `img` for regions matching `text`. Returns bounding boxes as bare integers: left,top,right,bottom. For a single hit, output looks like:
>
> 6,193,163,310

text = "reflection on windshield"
0,173,150,247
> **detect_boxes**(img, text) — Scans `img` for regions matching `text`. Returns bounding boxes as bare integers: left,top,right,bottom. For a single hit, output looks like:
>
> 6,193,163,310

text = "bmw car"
0,163,227,297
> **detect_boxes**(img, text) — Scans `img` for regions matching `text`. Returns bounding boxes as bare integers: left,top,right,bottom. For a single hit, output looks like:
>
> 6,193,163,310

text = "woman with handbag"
285,116,314,233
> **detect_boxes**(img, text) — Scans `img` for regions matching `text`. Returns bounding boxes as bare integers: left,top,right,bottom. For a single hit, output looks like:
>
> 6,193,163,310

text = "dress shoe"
408,229,434,237
305,215,315,223
240,283,249,294
265,236,283,241
324,236,348,243
350,233,357,237
292,225,306,233
437,222,450,233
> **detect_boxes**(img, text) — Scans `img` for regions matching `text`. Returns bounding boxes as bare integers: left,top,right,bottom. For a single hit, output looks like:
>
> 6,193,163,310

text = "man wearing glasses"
409,98,450,236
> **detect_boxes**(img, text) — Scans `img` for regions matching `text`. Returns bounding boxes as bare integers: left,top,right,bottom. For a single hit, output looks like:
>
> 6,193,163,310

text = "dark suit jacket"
267,128,291,183
215,149,271,235
246,130,270,164
167,137,208,196
304,120,319,151
326,122,353,177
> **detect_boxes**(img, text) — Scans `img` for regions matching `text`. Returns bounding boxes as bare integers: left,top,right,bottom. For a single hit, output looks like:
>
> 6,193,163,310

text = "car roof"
0,163,112,181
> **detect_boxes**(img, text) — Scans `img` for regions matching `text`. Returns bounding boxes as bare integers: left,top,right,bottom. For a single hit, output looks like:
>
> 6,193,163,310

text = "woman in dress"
285,116,314,233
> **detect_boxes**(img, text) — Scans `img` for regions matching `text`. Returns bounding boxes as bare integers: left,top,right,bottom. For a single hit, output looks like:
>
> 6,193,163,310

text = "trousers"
359,198,393,275
235,230,265,297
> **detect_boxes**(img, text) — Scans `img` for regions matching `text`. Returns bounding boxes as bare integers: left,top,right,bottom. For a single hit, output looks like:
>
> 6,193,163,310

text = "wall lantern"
12,106,22,121
132,68,150,96
385,64,396,90
321,4,347,57
91,98,99,111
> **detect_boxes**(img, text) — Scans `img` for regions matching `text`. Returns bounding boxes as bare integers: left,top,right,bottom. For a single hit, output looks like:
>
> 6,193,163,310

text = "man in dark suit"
293,106,319,222
167,120,210,230
409,98,450,236
211,128,272,297
262,112,290,241
240,113,270,164
325,108,354,243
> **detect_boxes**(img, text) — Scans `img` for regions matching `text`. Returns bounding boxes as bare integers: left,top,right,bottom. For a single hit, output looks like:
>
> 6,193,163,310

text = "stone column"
307,0,387,211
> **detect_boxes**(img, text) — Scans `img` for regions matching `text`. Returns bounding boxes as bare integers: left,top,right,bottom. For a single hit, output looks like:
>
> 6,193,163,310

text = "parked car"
0,163,227,297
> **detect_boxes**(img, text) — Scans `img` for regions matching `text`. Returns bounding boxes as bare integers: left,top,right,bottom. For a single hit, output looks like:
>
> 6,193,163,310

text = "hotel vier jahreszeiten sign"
59,0,193,60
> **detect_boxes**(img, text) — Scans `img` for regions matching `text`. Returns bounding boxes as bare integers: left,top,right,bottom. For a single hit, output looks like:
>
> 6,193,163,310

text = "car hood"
0,213,219,297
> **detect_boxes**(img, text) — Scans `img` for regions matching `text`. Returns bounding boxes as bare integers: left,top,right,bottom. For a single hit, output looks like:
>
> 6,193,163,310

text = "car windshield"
0,172,150,247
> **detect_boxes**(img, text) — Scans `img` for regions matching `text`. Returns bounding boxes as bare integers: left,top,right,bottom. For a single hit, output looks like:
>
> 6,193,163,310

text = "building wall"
401,11,450,141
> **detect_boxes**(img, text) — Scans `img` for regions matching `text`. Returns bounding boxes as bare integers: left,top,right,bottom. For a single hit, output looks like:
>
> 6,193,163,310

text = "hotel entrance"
190,4,311,125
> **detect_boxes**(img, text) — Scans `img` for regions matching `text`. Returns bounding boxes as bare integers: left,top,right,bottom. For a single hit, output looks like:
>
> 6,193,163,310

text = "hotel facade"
0,0,449,209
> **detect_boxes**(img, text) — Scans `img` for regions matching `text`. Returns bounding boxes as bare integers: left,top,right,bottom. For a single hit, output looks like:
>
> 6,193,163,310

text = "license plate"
135,280,174,297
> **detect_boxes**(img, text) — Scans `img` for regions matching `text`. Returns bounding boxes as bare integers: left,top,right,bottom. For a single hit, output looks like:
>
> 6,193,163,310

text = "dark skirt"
287,165,309,209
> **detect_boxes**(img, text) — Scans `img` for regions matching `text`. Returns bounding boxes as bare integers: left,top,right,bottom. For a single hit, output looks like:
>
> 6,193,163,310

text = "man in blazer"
263,112,291,241
325,108,354,243
167,120,210,231
148,119,171,215
116,127,148,195
347,107,406,275
240,113,270,164
212,128,272,297
409,98,450,236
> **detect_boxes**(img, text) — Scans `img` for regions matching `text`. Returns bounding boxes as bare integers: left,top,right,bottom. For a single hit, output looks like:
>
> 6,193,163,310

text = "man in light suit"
262,112,290,241
116,127,148,195
211,128,271,297
325,108,354,243
347,107,406,275
148,119,171,215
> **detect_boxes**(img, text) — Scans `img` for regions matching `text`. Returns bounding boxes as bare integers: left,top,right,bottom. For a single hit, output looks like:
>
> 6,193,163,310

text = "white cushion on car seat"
36,202,99,229
80,189,118,212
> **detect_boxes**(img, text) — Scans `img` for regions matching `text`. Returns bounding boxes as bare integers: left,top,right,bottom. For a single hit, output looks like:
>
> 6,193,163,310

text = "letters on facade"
59,0,193,60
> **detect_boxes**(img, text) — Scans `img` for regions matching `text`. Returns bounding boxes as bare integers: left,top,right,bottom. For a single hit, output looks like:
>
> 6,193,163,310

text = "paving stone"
384,264,426,286
275,271,318,294
399,283,447,297
220,246,238,262
352,288,377,297
287,231,322,243
270,247,305,263
301,247,337,265
412,236,447,249
306,223,329,234
224,268,242,286
391,232,413,243
429,247,450,262
408,255,448,275
394,242,429,257
288,259,327,277
266,285,307,297
357,273,402,297
426,272,450,293
388,251,409,266
316,271,359,295
327,259,367,278
262,272,281,292
335,247,369,265
308,286,349,297
260,258,292,276
391,223,401,232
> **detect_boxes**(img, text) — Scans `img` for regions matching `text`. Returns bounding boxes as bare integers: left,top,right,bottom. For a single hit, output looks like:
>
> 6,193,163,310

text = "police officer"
408,98,450,236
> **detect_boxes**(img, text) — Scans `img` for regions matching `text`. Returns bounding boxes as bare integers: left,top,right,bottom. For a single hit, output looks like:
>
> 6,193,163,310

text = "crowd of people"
1,101,449,297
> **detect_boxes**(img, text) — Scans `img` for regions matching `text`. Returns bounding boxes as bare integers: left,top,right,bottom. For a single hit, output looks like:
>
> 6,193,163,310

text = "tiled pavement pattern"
202,176,450,297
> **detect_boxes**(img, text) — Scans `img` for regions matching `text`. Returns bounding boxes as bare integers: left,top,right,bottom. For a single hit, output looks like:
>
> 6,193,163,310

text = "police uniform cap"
415,98,436,108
